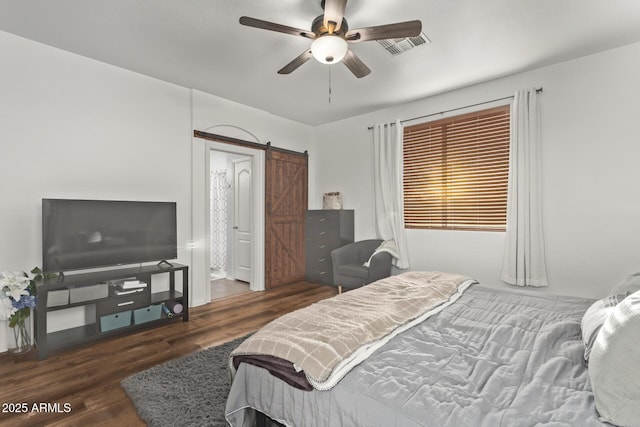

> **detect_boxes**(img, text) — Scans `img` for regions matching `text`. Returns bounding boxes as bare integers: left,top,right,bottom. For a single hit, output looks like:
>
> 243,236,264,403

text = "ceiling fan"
239,0,422,78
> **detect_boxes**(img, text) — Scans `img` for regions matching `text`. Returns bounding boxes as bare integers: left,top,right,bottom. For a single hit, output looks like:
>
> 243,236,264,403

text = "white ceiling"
2,0,640,126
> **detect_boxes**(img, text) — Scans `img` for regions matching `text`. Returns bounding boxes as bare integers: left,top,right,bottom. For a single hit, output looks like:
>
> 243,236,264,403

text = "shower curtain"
210,170,229,271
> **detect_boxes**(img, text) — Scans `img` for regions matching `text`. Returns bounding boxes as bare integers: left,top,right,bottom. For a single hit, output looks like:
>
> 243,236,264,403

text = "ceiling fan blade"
323,0,347,33
342,49,371,78
239,16,315,39
346,20,422,42
278,49,314,74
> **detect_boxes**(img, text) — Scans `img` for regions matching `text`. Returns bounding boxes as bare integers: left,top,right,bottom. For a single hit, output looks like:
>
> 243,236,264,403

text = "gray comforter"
230,271,473,391
225,285,610,426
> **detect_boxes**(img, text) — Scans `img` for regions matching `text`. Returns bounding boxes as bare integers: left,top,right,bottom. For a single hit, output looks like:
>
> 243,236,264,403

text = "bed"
225,271,640,427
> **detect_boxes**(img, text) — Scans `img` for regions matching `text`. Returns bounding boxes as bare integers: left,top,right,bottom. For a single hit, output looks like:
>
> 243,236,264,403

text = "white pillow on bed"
609,272,640,296
589,290,640,427
581,294,626,362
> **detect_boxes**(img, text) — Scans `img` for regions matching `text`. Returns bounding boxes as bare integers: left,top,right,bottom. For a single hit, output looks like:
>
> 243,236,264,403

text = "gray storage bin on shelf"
133,304,162,324
47,289,70,307
69,283,108,303
100,310,132,332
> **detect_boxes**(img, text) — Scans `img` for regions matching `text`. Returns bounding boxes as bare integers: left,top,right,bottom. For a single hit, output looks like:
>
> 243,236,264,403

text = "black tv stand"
157,260,174,268
35,263,188,360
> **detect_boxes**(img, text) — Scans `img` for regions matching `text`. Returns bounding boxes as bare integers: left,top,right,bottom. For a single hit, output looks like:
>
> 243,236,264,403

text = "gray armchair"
331,239,392,292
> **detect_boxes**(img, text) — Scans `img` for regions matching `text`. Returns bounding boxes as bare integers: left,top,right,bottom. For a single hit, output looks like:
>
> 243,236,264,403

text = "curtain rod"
367,87,543,130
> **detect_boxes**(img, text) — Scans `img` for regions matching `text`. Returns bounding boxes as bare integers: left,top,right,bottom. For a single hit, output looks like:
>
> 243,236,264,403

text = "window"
403,105,510,231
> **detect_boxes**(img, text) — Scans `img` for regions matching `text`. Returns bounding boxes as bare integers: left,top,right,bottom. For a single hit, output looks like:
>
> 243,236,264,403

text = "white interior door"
233,158,252,283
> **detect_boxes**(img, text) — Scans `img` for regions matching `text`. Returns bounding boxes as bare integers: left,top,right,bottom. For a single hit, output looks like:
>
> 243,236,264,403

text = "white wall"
0,30,192,266
313,41,640,300
0,31,192,351
0,31,315,351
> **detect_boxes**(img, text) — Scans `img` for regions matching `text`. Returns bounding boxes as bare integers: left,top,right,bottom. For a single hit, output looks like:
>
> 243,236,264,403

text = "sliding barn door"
265,148,308,289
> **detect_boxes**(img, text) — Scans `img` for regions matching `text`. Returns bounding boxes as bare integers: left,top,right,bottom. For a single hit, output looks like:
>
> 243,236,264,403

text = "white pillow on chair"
363,240,399,268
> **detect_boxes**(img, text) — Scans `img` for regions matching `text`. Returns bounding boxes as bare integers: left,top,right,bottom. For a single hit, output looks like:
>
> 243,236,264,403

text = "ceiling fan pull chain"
328,65,332,104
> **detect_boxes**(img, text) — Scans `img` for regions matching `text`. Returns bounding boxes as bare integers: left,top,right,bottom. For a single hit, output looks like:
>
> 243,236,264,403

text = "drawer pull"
318,271,326,275
118,301,134,307
319,218,326,222
319,231,326,235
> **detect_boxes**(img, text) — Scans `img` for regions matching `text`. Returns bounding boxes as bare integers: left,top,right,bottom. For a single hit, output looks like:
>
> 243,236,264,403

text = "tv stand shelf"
35,263,188,360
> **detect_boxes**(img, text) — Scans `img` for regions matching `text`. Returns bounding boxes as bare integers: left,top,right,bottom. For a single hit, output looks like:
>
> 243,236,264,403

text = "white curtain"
372,120,410,269
501,88,548,287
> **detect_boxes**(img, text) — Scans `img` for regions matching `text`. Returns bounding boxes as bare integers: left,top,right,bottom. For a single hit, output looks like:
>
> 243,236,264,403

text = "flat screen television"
42,199,177,273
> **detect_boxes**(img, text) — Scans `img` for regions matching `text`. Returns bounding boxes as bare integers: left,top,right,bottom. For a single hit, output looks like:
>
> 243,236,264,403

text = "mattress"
225,285,607,426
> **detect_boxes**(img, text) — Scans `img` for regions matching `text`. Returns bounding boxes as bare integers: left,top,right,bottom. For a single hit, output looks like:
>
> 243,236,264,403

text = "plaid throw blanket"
230,271,475,390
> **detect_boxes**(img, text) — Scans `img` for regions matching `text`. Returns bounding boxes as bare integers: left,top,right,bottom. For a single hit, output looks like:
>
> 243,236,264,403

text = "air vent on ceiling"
377,32,431,56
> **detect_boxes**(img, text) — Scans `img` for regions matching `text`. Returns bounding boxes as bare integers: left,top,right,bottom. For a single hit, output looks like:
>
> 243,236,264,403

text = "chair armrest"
366,252,393,283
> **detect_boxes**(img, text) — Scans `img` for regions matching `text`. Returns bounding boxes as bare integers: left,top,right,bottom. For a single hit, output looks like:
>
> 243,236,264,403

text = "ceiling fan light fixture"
311,34,348,64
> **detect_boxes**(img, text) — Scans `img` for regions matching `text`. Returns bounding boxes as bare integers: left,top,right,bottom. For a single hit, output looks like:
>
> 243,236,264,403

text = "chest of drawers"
305,209,354,285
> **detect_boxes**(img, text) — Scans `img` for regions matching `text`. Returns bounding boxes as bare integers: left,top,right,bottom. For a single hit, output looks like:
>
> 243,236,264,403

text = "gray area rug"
121,335,250,427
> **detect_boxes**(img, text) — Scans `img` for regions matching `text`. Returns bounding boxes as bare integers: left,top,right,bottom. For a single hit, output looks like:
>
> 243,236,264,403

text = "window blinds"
403,105,510,231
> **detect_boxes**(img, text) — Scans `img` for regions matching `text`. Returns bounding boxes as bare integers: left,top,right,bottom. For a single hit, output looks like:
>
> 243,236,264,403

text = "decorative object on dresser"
322,192,343,209
305,209,354,286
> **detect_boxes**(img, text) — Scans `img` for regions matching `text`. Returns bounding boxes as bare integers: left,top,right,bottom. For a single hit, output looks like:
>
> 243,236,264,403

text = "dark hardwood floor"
0,281,338,426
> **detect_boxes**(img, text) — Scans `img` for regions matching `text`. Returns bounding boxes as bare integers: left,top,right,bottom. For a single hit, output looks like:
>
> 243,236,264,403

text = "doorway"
209,150,253,299
194,130,308,305
203,140,266,304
